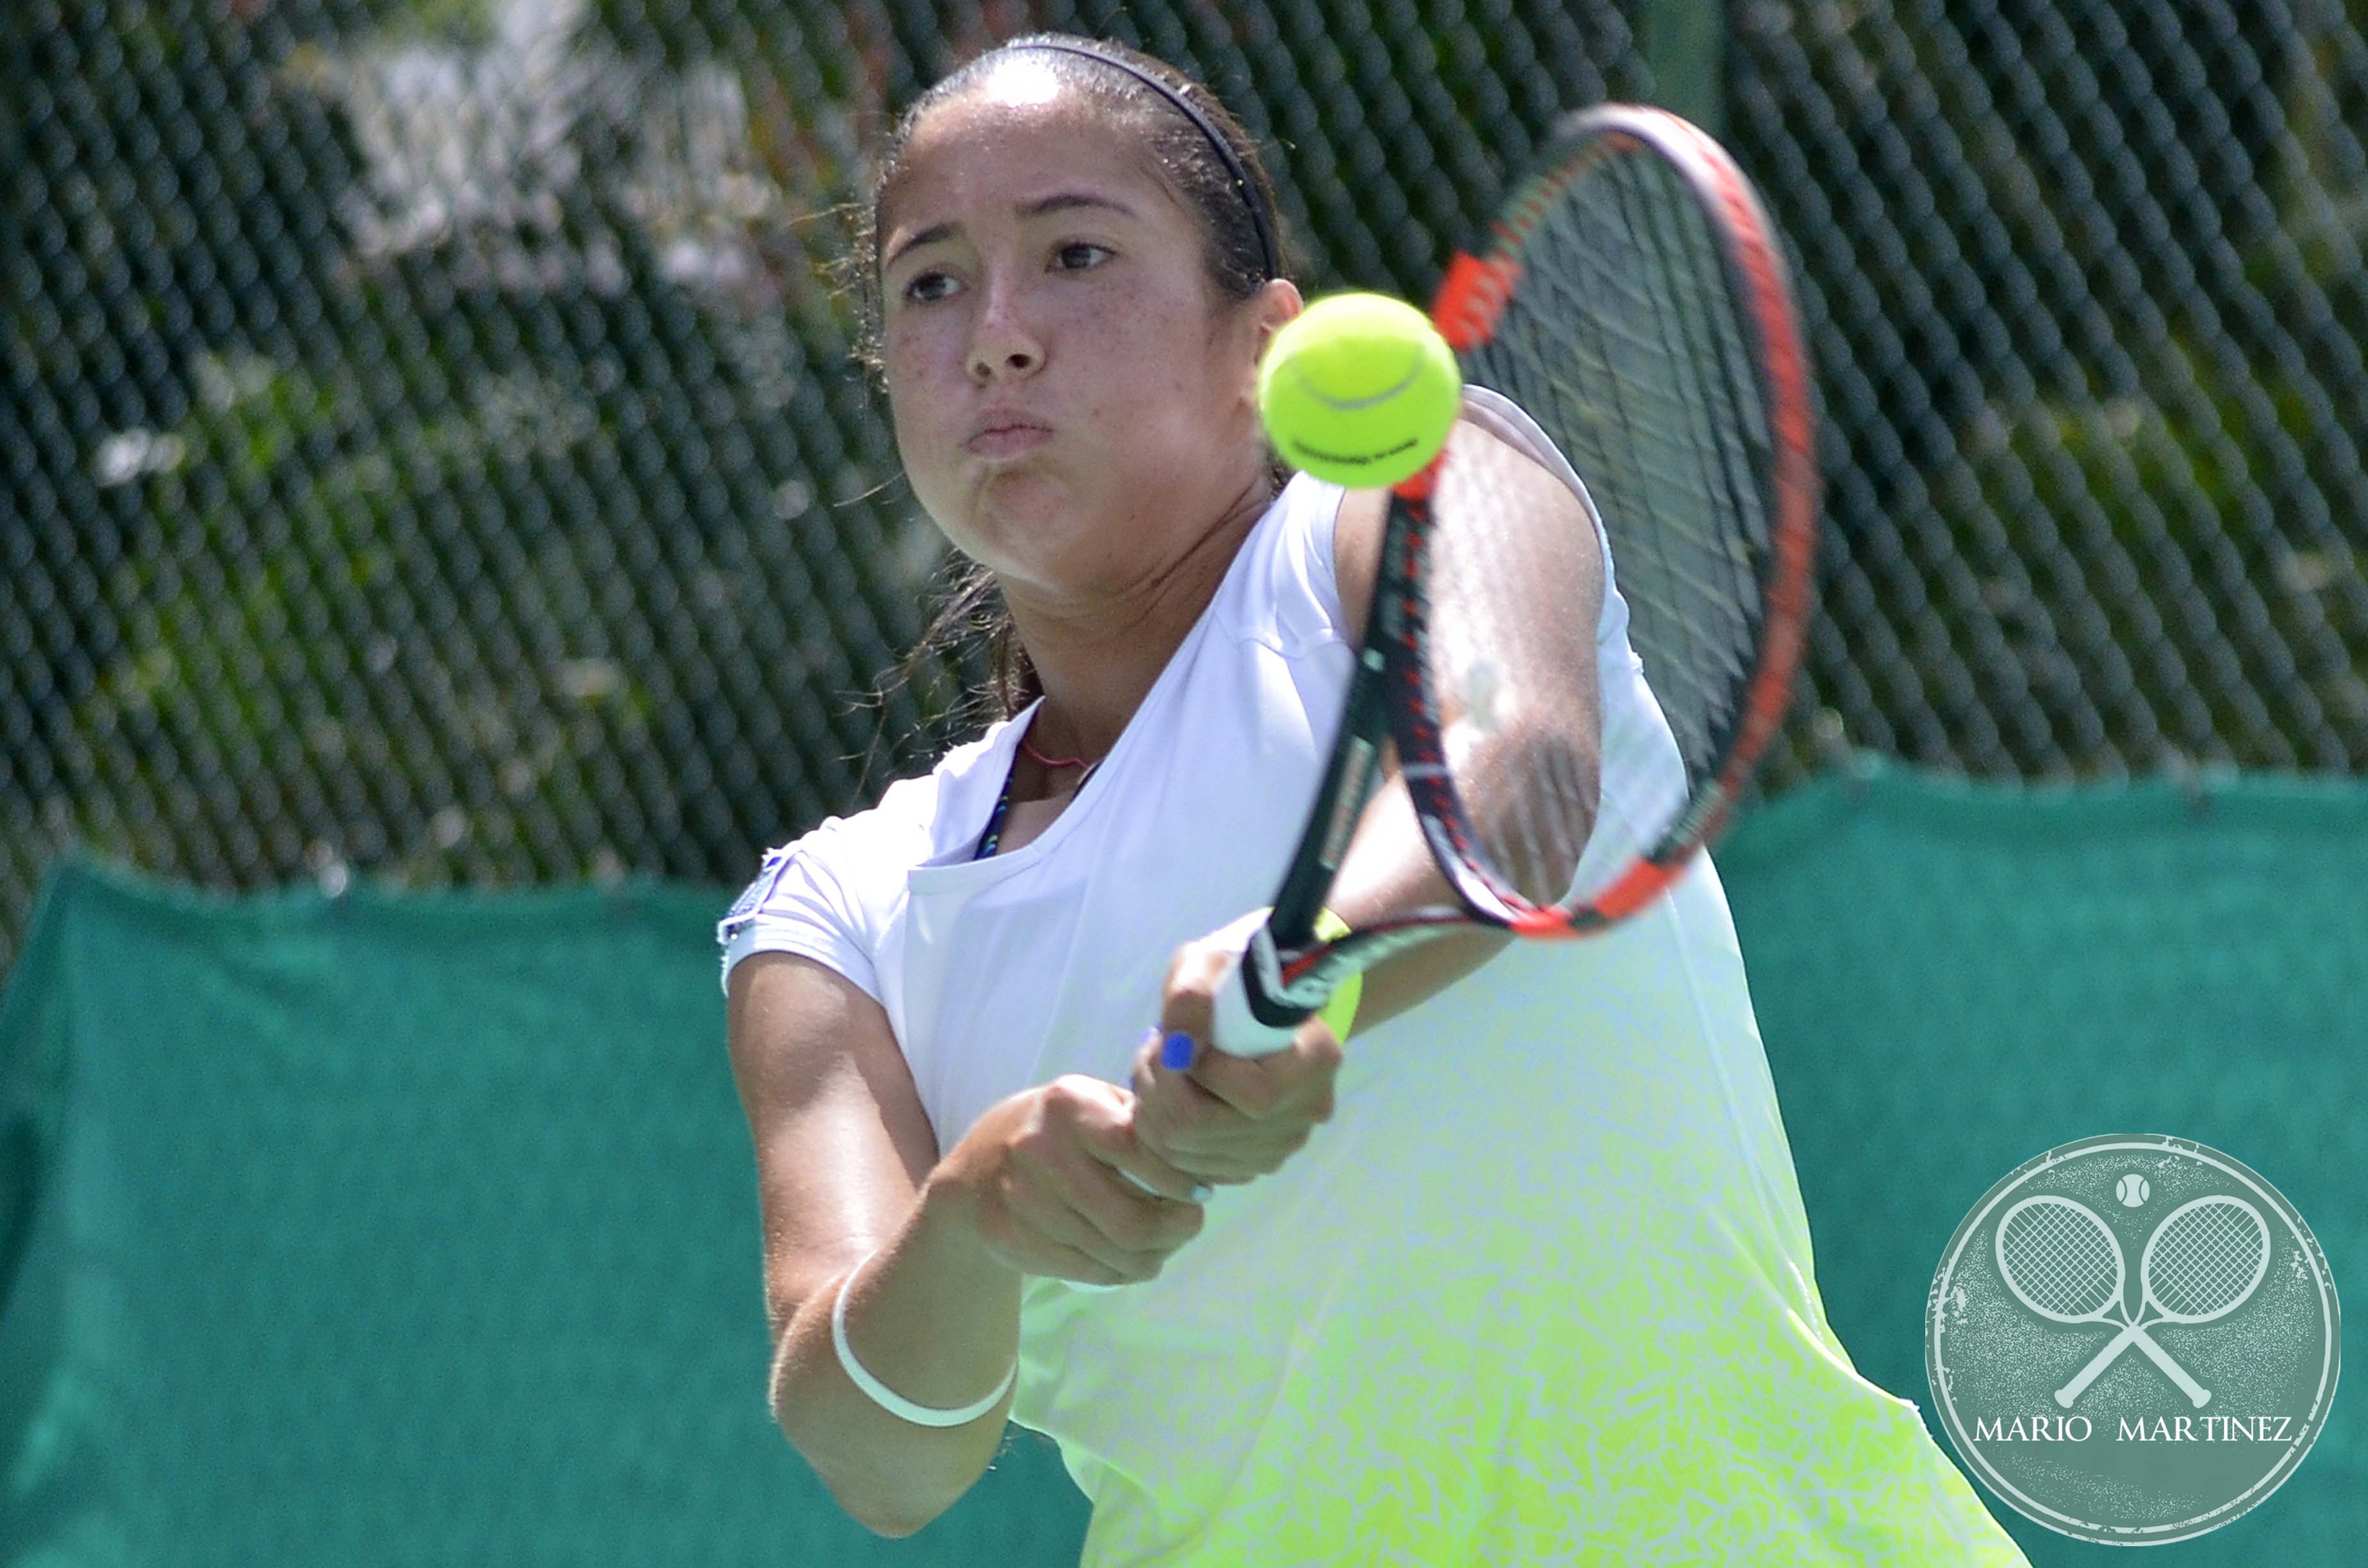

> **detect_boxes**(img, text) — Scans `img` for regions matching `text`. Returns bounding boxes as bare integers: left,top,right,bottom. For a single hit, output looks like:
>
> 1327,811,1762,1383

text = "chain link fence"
6,0,2367,976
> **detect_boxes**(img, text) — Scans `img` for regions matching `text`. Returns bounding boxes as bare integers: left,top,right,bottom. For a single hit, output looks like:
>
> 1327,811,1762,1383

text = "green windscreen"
2,766,2360,1565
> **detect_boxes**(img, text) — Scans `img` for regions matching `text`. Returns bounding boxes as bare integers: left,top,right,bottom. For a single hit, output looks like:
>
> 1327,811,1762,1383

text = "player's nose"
967,284,1044,382
969,340,1040,380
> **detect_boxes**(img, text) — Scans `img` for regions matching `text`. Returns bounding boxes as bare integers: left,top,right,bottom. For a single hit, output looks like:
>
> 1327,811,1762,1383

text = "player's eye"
901,270,959,305
1052,241,1112,272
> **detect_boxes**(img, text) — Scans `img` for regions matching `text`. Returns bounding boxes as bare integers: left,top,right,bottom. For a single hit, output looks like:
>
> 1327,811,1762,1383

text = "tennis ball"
1258,292,1461,489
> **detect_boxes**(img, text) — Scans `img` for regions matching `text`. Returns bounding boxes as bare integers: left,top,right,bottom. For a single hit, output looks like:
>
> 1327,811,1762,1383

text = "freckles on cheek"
1096,304,1207,428
883,359,945,460
882,314,939,396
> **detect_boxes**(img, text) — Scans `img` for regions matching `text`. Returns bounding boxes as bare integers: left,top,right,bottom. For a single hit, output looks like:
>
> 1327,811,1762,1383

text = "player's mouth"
966,412,1053,459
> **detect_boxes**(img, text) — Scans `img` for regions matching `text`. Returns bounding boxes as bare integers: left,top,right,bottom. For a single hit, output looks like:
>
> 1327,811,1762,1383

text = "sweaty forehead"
970,53,1067,110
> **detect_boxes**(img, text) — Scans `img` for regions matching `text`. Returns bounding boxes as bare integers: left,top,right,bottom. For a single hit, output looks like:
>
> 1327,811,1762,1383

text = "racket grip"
1209,923,1309,1058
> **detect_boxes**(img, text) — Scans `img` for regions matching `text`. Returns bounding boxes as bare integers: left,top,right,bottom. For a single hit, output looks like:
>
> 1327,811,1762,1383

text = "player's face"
877,66,1278,598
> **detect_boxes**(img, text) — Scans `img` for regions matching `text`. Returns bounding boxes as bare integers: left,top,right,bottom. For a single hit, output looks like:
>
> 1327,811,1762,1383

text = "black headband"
1013,39,1281,284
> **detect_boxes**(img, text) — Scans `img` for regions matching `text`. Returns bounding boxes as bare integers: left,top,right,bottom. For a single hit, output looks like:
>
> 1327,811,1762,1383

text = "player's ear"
1249,278,1303,359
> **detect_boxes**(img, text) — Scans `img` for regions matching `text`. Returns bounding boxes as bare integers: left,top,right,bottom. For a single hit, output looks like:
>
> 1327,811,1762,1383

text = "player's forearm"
1323,772,1513,1033
771,1175,1023,1538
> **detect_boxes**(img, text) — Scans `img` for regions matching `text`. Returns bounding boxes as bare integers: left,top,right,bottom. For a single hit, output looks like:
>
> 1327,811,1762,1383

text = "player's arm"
1322,421,1606,1033
725,951,1016,1539
1314,742,1507,1033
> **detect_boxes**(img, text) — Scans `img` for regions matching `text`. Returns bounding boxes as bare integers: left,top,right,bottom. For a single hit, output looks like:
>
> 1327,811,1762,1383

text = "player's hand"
1129,934,1344,1188
935,1076,1208,1287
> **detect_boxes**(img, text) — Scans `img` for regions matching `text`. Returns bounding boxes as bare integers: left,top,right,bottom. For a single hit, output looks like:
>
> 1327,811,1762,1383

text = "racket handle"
1209,923,1309,1058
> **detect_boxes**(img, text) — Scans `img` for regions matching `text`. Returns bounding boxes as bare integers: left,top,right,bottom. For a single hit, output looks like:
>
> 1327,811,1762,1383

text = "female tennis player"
719,33,2030,1566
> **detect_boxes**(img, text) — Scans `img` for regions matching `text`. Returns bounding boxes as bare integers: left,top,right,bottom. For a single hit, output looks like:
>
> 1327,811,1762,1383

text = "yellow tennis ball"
1258,293,1461,489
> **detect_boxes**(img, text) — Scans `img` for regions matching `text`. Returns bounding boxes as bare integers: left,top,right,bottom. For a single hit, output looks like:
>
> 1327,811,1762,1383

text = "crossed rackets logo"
1993,1193,2273,1408
1927,1134,2340,1546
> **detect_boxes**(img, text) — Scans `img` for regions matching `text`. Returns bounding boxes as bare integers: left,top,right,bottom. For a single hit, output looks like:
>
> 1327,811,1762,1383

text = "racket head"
1388,103,1818,935
1994,1195,2126,1324
2139,1195,2273,1323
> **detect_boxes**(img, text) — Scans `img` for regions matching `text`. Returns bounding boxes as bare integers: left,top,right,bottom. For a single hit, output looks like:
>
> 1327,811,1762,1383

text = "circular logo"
1926,1134,2340,1545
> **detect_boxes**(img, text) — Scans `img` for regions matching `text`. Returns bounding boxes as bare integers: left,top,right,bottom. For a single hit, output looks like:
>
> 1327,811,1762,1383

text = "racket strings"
1999,1202,2121,1316
1600,156,1767,775
1423,431,1604,908
1471,151,1773,796
2146,1203,2269,1318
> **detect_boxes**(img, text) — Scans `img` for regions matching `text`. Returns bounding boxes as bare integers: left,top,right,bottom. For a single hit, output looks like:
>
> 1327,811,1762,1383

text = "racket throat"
1240,924,1325,1026
1317,735,1378,875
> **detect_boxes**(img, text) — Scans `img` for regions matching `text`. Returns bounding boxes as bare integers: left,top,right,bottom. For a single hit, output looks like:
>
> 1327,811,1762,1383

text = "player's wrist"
917,1152,1024,1282
830,1248,1017,1427
825,1180,1026,1426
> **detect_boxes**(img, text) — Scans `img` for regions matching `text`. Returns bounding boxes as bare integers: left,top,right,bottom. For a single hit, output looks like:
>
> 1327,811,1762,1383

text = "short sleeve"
715,825,883,1002
1233,470,1353,657
1293,475,1351,637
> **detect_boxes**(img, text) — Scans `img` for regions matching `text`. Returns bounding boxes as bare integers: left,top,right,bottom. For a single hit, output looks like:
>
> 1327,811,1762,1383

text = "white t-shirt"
720,393,2028,1565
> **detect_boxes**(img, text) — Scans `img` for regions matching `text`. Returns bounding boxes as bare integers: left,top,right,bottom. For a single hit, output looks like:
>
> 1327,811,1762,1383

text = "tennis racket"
1209,103,1820,1056
1993,1195,2210,1407
2052,1195,2272,1409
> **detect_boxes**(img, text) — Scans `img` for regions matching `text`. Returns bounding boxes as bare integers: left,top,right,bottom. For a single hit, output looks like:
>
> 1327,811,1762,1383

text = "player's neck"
1007,475,1276,760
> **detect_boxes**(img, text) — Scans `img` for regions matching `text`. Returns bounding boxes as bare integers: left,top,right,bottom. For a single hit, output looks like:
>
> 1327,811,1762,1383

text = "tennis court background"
2,765,2359,1564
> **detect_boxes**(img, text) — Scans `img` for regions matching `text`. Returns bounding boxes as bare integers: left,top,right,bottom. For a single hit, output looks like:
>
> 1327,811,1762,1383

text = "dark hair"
849,34,1293,733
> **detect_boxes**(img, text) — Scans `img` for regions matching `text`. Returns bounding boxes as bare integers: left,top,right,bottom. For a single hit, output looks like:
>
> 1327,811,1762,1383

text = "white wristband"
830,1252,1016,1428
